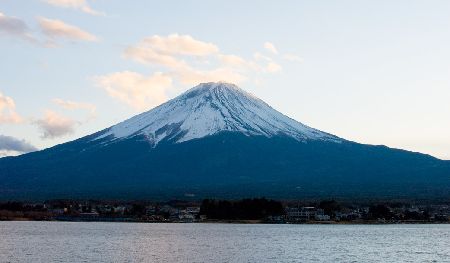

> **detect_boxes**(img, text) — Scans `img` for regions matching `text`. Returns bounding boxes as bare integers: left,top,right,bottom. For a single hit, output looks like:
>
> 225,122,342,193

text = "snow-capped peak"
95,82,341,145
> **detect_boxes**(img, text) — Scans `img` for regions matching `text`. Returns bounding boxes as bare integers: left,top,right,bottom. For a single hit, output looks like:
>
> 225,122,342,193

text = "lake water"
0,222,449,262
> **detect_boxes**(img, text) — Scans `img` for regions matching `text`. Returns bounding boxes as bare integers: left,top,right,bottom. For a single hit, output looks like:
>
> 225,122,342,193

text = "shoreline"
2,198,449,225
1,218,450,225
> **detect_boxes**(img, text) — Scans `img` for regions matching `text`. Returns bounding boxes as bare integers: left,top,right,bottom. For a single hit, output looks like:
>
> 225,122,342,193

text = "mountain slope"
0,82,449,200
95,82,340,145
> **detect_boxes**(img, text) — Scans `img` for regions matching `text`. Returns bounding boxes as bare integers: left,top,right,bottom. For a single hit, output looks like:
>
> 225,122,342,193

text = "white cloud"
37,17,98,42
217,54,251,68
53,98,95,111
124,34,281,85
95,71,173,111
264,42,303,65
265,62,282,73
0,92,22,124
0,135,37,157
29,99,96,140
130,34,219,57
283,53,304,63
0,12,36,42
43,0,104,16
124,34,219,69
34,110,77,139
53,98,97,120
122,34,249,92
253,52,272,62
253,52,282,73
0,12,98,46
124,46,187,69
264,42,278,54
100,35,285,110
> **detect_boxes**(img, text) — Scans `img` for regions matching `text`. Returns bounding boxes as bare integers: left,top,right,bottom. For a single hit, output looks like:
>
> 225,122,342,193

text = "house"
314,209,330,221
186,207,200,215
286,207,316,221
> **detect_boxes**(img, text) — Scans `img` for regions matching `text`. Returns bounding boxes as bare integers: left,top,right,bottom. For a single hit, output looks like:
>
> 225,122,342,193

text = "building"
286,207,317,221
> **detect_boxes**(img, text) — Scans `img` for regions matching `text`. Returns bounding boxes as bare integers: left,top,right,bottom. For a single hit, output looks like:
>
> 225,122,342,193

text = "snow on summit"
96,82,341,145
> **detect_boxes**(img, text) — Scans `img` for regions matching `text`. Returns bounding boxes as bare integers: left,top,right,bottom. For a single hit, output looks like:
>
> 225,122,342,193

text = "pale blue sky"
0,0,449,159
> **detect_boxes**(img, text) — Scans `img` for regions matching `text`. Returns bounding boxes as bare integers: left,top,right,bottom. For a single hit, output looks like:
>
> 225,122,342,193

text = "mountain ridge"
0,82,449,200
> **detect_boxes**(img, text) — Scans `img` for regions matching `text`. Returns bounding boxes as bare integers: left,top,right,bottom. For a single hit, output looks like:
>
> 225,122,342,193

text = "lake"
0,222,449,262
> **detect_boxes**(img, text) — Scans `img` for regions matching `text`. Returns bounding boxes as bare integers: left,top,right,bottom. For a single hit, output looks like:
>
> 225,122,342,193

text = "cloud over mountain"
98,34,283,110
95,71,172,111
0,135,37,157
34,110,77,139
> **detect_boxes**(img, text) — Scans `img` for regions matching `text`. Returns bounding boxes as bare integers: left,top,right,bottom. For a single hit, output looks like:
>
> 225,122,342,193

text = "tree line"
199,198,284,220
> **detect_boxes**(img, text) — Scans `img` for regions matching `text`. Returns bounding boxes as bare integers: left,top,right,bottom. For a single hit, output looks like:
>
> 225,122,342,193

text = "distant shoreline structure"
1,198,449,224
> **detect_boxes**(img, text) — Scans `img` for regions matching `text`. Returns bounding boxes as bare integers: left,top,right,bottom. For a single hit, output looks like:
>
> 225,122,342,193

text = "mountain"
1,82,449,200
96,82,340,145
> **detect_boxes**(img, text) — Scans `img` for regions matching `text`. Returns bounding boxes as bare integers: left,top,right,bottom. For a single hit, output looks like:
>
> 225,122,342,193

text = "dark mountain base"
1,133,449,200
